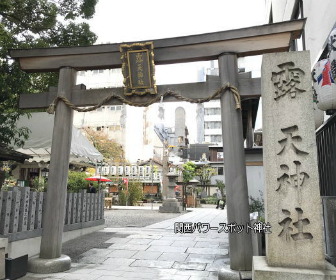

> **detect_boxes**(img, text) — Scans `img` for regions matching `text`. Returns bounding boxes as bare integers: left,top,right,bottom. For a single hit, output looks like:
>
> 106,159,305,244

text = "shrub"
67,171,89,192
118,189,126,206
31,177,47,192
127,180,143,206
249,190,265,215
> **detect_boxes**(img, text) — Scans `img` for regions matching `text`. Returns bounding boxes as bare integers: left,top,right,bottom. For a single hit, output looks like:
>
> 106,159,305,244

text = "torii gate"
10,19,305,274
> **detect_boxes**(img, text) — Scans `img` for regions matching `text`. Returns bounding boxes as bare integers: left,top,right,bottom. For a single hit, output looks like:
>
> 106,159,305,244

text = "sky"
90,0,267,44
85,0,267,144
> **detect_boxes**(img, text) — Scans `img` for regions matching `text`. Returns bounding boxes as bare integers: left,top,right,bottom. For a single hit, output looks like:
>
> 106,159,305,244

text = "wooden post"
246,100,254,148
218,53,252,271
40,67,76,259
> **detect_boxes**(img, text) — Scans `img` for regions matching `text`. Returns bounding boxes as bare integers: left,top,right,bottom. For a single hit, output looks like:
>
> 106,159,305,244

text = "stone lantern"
159,172,182,213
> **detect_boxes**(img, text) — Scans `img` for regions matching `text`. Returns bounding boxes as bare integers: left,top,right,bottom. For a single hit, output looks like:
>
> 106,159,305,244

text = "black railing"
316,113,336,196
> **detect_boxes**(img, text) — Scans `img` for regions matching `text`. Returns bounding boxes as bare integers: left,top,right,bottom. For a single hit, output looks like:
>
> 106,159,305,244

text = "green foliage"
118,189,126,206
196,164,216,187
0,0,98,146
249,191,265,215
215,179,225,199
31,177,47,192
67,171,88,192
201,196,217,204
182,162,197,185
127,180,143,206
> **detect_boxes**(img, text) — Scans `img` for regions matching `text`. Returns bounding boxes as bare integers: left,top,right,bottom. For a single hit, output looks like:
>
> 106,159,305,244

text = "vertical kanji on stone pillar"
0,191,12,235
262,51,325,269
18,187,30,232
28,191,37,230
9,187,21,233
35,192,43,229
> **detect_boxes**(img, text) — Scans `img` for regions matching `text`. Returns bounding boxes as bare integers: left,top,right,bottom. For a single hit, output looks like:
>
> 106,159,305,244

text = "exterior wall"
210,165,264,200
267,0,336,65
209,151,264,199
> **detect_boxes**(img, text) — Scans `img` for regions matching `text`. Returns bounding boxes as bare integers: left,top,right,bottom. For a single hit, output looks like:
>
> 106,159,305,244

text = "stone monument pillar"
159,172,182,213
253,51,336,279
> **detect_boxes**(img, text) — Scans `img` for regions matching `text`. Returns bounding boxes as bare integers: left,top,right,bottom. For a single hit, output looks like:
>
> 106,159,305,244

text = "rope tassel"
47,84,242,114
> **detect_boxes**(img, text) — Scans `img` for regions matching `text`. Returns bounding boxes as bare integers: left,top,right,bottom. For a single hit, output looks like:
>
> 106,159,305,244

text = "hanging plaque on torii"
120,42,157,96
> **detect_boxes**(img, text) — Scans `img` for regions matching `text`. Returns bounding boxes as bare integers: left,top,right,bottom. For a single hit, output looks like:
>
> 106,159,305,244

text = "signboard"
120,42,157,96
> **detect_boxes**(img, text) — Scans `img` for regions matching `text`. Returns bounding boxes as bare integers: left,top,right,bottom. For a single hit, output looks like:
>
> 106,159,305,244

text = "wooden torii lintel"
10,19,305,72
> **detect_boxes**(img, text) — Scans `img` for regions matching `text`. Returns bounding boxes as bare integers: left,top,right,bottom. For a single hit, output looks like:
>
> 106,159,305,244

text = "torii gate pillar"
218,53,253,273
28,67,76,273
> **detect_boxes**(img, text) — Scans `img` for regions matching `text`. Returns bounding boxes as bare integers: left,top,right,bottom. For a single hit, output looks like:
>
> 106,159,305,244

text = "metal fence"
316,114,336,196
316,113,336,266
0,187,104,242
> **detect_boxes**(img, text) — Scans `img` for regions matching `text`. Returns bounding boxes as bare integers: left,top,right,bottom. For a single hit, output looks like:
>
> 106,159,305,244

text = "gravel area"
104,208,184,227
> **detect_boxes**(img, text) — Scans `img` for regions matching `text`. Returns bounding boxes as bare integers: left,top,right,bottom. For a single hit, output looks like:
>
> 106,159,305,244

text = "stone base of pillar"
159,198,182,213
218,267,252,279
252,256,336,280
28,255,71,274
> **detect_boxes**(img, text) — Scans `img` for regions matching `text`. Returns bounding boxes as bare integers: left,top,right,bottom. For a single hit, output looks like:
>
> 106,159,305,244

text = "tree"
196,164,216,194
182,162,197,185
181,161,196,210
83,128,126,164
0,0,98,147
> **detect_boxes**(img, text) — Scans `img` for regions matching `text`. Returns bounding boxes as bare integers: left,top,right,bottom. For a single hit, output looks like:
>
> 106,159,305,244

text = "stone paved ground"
20,207,231,280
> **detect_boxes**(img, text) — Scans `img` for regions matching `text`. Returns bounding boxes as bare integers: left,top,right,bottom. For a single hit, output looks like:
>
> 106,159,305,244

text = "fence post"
86,193,91,222
100,192,104,220
71,193,77,224
0,191,3,224
9,187,21,233
76,192,82,224
18,187,30,232
0,191,12,235
35,192,44,229
81,190,87,222
93,193,97,221
28,191,37,230
97,192,101,220
65,192,73,225
90,193,94,221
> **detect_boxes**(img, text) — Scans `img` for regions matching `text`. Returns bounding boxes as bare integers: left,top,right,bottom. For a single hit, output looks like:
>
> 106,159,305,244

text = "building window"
116,106,122,110
96,127,102,131
205,121,221,129
205,108,221,115
218,167,224,175
110,106,116,111
92,70,98,74
96,107,103,112
99,69,104,73
207,135,222,142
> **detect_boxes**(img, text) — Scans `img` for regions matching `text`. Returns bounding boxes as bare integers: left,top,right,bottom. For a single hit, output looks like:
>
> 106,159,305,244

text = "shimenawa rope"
46,83,241,114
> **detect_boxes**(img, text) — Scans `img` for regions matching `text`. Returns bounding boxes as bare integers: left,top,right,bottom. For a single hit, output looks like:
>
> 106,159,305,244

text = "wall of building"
209,151,264,200
267,0,336,65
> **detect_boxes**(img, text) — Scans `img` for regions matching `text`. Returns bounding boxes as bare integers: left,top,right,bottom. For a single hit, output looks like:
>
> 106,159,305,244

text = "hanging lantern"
313,89,324,129
313,58,336,114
